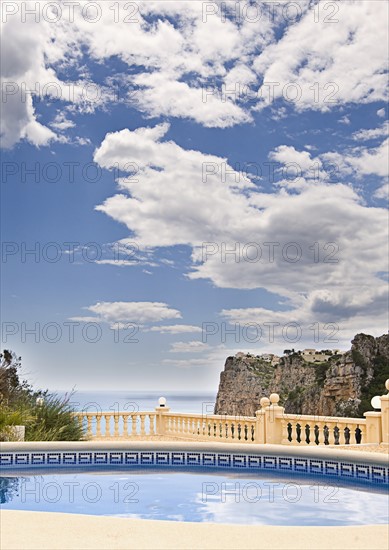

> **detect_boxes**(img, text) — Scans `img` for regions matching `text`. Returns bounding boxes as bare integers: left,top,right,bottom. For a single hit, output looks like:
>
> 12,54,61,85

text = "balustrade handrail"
163,412,257,422
73,411,366,425
73,411,157,417
276,412,367,424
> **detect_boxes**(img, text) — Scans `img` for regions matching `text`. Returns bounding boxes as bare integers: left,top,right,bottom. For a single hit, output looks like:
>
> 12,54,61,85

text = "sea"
58,390,217,416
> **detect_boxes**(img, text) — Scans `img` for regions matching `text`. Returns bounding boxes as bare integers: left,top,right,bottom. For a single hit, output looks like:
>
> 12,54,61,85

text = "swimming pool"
1,441,387,526
1,469,388,526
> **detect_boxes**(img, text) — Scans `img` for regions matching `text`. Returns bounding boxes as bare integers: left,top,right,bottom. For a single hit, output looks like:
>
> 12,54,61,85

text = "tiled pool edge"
1,441,388,487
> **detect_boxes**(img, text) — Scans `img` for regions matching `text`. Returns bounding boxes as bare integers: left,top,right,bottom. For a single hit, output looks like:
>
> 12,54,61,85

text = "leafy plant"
0,350,84,441
26,394,84,441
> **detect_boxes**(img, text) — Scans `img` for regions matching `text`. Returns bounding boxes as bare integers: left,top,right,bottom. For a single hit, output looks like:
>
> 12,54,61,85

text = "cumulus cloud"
374,183,389,201
321,138,389,178
72,301,181,327
1,2,113,148
132,71,251,128
3,0,387,147
94,123,256,248
170,341,209,353
352,122,389,141
147,325,203,334
93,124,388,338
253,0,388,111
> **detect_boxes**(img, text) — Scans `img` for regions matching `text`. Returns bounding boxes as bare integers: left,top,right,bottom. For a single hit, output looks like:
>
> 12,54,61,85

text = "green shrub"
0,350,84,441
25,394,84,441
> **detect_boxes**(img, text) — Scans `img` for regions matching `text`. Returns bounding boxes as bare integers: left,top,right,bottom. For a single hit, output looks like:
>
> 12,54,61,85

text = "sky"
1,0,388,393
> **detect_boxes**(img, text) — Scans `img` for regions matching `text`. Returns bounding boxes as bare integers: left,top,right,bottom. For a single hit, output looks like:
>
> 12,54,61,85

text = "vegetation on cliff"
214,333,389,417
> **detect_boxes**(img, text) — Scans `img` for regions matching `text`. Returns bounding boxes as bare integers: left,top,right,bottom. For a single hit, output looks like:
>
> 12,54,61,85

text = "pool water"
1,470,388,526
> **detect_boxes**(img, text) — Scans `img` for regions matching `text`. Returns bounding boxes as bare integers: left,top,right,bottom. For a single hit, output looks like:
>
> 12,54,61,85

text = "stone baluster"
328,423,336,445
250,422,255,442
167,417,173,434
281,419,289,444
122,415,129,437
131,414,137,436
104,414,111,437
149,414,155,435
96,414,102,438
307,423,315,445
338,423,346,445
226,420,232,439
140,414,146,436
188,417,193,435
317,423,325,445
188,418,194,436
86,415,93,438
291,421,299,444
358,424,366,444
113,415,119,438
196,419,201,437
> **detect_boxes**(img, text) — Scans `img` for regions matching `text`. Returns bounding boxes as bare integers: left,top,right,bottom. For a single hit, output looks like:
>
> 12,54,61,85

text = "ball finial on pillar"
269,393,280,405
260,397,270,408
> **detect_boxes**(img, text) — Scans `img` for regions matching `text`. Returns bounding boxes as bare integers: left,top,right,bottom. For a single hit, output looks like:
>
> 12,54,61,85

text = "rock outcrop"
214,333,389,417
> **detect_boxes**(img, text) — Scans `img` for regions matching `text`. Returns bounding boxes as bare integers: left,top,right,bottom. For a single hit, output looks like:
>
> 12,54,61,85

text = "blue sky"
1,1,388,392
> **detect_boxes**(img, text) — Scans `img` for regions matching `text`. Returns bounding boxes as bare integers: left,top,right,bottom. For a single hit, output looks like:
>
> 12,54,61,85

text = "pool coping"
1,510,388,550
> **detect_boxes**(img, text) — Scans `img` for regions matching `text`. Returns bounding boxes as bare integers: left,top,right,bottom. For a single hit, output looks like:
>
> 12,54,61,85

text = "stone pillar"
264,393,284,444
380,380,389,445
155,406,170,436
364,412,382,444
255,397,270,443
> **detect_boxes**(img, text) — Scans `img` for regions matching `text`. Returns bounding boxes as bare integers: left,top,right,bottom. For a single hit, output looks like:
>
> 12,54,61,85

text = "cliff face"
214,333,389,417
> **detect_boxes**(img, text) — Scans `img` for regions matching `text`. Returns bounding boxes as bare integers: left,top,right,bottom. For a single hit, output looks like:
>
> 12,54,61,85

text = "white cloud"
339,115,351,125
253,0,388,111
94,260,138,267
374,183,389,201
349,138,389,177
147,325,202,334
377,108,386,118
170,341,209,353
0,3,112,148
221,283,389,350
72,301,181,326
93,125,388,338
132,71,251,128
94,123,256,248
68,316,103,324
2,0,388,146
50,113,75,131
352,122,388,141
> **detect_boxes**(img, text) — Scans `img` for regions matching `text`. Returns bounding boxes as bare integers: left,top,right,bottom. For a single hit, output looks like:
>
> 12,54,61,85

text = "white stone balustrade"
163,412,258,443
73,380,389,446
279,413,366,446
74,411,157,439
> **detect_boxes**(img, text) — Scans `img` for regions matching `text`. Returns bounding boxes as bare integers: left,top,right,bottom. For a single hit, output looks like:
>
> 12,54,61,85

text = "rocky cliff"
214,333,389,417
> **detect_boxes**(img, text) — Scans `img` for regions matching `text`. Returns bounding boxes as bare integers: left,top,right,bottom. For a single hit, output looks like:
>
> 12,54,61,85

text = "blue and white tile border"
1,441,388,487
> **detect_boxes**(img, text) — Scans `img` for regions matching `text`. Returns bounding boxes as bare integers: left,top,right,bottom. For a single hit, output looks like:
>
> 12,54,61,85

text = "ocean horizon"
57,390,217,415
